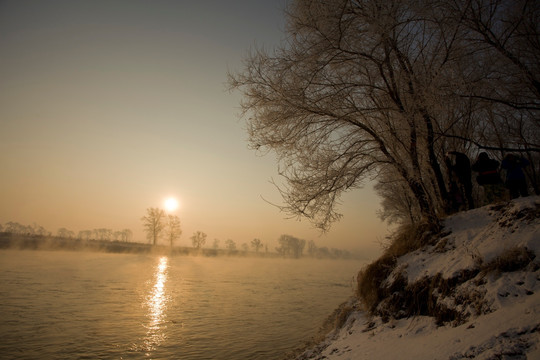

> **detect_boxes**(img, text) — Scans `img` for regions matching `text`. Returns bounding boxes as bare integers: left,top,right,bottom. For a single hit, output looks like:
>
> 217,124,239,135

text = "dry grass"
357,254,397,312
356,221,440,313
374,273,471,325
482,247,536,274
356,217,537,326
383,222,441,258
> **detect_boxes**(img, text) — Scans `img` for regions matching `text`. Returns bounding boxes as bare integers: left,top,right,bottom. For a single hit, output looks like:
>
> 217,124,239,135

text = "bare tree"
276,235,306,258
230,0,466,228
57,228,74,239
113,231,123,242
307,239,317,257
225,239,237,253
92,228,112,241
121,229,133,242
5,222,25,234
241,243,249,254
190,231,207,249
251,238,263,253
78,230,92,241
31,223,47,236
141,208,166,246
375,165,421,225
441,0,540,193
230,0,540,230
165,214,182,247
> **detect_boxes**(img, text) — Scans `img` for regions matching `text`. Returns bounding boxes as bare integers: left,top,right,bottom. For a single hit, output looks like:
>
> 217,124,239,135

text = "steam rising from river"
0,251,364,359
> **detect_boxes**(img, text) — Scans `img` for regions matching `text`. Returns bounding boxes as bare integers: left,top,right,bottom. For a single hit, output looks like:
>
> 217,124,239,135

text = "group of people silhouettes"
445,151,530,212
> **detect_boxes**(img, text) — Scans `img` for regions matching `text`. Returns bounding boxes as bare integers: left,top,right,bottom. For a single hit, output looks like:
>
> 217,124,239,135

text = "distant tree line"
275,234,353,259
1,220,355,259
192,232,353,259
0,221,133,242
1,222,49,236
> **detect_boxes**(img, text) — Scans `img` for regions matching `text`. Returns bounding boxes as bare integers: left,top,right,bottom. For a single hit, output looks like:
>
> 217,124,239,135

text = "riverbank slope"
297,196,540,359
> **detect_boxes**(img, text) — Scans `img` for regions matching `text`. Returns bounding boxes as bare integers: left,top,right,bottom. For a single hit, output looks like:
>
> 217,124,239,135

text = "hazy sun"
164,197,179,212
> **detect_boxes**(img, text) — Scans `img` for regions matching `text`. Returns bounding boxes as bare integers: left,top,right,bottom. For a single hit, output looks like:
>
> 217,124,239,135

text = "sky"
0,0,388,257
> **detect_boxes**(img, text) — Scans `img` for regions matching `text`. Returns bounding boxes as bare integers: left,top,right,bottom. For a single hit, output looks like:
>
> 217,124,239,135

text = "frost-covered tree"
375,165,421,225
230,0,463,228
230,0,540,230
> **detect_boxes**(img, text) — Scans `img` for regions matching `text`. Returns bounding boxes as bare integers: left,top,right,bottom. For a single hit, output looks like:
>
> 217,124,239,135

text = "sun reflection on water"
142,256,170,353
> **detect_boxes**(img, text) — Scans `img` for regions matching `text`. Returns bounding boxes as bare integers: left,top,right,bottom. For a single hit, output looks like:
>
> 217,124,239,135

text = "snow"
297,196,540,360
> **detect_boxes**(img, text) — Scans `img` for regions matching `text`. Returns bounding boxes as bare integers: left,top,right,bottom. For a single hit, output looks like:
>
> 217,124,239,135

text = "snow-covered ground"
297,196,540,360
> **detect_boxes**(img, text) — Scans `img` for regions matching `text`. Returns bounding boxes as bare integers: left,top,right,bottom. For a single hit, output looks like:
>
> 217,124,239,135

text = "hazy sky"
0,0,388,257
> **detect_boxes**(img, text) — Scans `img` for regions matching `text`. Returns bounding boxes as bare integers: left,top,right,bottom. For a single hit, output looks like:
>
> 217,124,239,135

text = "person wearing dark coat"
501,154,529,199
445,151,474,211
472,152,505,205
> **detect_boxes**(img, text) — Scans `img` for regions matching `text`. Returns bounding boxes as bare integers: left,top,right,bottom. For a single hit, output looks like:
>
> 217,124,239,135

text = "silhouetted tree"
213,238,220,249
5,222,24,234
141,207,166,245
120,229,133,242
31,223,47,236
276,234,306,258
92,228,112,241
113,231,123,241
251,238,263,253
165,214,182,247
78,230,92,241
2,222,49,236
241,243,249,254
318,247,330,258
225,239,237,254
190,231,207,249
57,228,74,239
307,240,317,257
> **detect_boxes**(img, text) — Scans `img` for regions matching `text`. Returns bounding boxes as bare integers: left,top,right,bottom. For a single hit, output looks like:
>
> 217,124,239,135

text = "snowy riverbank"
297,196,540,359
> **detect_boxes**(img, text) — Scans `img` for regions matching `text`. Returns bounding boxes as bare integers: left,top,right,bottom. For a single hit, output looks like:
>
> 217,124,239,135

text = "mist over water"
0,250,364,359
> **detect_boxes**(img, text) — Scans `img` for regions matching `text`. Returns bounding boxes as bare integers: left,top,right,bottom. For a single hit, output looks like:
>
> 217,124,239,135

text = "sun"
164,197,179,212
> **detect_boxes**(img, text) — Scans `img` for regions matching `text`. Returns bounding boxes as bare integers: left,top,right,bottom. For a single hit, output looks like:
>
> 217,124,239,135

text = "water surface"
0,250,363,359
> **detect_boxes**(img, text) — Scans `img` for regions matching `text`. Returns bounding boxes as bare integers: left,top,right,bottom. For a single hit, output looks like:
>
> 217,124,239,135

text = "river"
0,250,364,359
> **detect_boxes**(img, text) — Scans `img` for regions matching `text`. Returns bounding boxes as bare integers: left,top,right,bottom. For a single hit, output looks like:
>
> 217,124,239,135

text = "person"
472,152,505,205
445,151,474,211
501,154,529,199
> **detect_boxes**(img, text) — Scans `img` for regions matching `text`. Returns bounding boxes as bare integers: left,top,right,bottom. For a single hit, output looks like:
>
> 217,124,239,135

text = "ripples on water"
0,250,363,359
